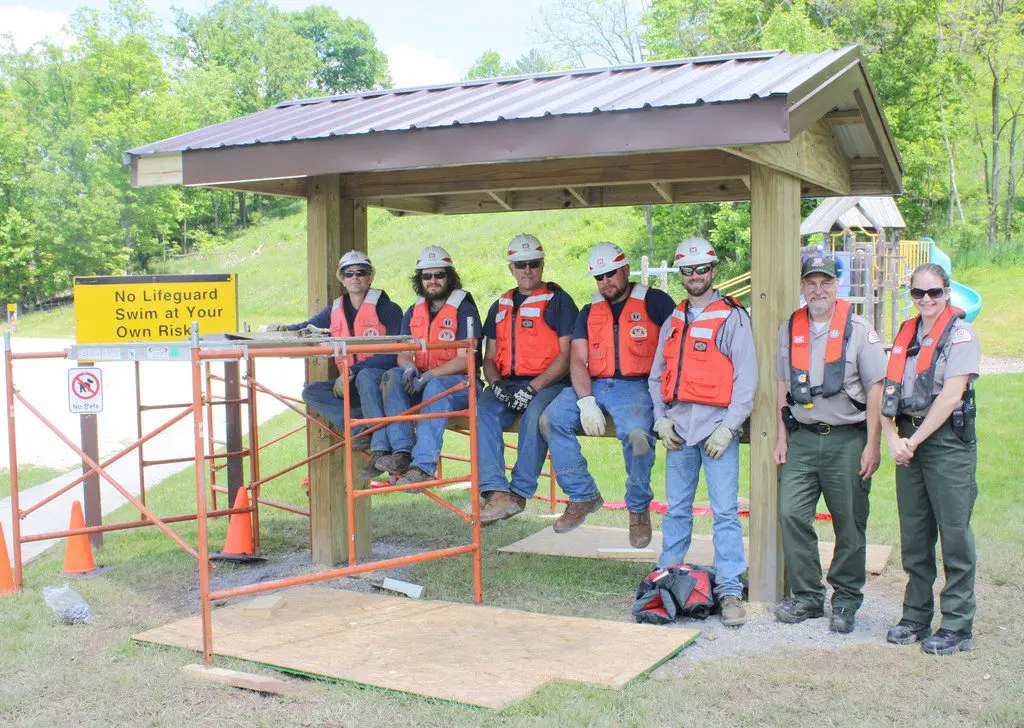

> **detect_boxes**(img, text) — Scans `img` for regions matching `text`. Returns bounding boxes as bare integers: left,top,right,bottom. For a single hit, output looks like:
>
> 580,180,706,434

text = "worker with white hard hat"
539,241,676,547
648,236,758,627
261,250,403,479
476,234,579,525
375,246,482,489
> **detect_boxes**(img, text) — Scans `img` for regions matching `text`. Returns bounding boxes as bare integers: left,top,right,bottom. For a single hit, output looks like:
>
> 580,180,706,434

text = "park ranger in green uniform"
772,256,886,634
881,262,980,655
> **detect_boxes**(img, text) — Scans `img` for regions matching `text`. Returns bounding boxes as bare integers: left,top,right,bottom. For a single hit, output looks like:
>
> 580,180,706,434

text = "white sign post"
68,367,103,414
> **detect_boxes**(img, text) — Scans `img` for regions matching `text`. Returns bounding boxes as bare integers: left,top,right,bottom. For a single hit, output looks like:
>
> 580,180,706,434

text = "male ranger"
477,234,578,524
773,256,885,634
649,237,757,627
541,242,674,546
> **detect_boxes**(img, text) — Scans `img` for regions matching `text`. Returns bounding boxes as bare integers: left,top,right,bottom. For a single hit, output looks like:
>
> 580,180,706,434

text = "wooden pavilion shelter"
124,45,902,602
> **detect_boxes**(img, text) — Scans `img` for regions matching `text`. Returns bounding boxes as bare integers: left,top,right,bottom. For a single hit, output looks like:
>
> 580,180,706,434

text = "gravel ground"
980,355,1024,374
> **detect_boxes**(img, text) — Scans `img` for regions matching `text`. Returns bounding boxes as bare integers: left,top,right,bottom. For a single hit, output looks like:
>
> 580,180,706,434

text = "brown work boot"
375,451,411,476
553,496,604,534
479,491,527,526
628,510,652,548
719,595,747,627
357,450,389,480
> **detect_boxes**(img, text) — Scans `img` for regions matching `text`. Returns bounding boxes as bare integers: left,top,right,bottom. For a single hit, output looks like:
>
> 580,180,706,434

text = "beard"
601,280,629,302
808,298,832,317
684,277,712,298
425,278,455,302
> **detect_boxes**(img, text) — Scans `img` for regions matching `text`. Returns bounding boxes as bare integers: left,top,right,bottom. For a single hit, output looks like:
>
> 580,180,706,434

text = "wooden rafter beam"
650,181,673,203
486,190,513,210
565,186,590,206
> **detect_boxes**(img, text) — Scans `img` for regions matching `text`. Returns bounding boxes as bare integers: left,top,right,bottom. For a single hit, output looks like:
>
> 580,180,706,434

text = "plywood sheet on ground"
134,586,698,709
500,526,891,574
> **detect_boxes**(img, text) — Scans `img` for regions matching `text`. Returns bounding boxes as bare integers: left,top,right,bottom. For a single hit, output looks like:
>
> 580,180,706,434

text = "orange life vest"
788,298,854,406
330,289,385,370
659,296,742,408
586,284,660,378
409,289,467,371
881,305,964,417
492,284,561,378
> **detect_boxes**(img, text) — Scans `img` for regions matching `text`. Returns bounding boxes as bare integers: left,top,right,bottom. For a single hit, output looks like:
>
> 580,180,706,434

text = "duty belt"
797,421,867,435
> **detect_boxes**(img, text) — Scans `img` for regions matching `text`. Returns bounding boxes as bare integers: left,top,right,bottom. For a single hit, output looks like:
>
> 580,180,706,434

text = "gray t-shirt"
774,311,887,425
900,317,980,416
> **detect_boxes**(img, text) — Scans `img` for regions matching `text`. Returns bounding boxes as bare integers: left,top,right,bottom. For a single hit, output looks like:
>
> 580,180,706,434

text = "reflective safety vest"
882,305,964,417
788,298,857,406
586,284,660,378
659,296,742,408
330,289,384,370
493,284,561,378
409,289,467,371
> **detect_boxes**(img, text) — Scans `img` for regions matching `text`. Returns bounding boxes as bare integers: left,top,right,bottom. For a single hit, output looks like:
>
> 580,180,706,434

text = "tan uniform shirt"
900,317,980,416
774,311,886,425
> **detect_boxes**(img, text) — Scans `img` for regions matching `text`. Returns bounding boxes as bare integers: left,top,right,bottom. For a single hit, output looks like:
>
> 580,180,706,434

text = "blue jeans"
301,368,390,453
382,367,469,476
477,382,566,499
540,379,656,512
659,434,745,598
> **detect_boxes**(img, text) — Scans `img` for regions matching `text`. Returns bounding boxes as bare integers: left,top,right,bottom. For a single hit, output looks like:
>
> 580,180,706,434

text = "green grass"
0,465,67,493
2,375,1022,726
955,264,1024,358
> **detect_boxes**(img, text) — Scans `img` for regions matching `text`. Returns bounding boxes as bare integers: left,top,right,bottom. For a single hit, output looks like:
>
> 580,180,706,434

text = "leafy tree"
288,6,391,94
465,49,556,80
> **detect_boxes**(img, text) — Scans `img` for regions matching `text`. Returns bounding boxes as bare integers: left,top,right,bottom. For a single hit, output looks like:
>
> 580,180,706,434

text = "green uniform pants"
780,426,870,611
896,419,977,634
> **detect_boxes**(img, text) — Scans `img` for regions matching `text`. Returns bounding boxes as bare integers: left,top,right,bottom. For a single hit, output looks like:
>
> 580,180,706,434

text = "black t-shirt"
482,283,578,383
573,286,676,379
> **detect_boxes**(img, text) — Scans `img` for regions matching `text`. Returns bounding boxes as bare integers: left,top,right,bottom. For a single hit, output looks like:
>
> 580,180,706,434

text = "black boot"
921,629,974,655
886,619,931,645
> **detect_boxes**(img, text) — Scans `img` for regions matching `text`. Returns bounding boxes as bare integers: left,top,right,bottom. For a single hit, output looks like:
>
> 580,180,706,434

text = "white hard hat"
335,250,373,281
415,245,454,271
506,234,545,262
587,241,628,276
673,237,719,267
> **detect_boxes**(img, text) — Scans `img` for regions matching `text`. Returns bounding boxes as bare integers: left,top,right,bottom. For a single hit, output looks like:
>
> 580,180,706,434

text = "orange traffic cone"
63,501,97,575
212,488,261,562
1,518,15,594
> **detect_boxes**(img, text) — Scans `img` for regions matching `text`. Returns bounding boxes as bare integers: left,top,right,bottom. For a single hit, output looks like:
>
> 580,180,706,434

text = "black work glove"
509,385,537,413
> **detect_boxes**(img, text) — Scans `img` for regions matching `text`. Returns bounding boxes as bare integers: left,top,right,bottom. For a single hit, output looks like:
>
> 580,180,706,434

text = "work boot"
552,496,604,534
921,629,974,656
774,596,825,623
357,450,389,481
829,607,856,634
628,510,652,548
375,451,411,476
719,595,746,627
396,466,433,494
479,491,527,526
886,619,932,645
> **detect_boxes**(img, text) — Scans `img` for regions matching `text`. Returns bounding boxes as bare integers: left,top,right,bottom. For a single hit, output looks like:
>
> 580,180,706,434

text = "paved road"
1,337,305,565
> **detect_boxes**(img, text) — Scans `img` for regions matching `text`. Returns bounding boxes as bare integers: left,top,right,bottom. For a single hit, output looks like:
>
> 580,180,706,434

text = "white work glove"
298,324,330,338
332,373,354,399
509,385,537,413
409,371,433,395
576,395,606,437
704,424,735,459
259,323,289,332
654,416,683,451
401,363,420,395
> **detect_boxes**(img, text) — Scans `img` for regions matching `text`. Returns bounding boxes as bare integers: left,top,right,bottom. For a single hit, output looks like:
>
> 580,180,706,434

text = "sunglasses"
593,270,620,281
910,286,946,300
513,260,542,270
420,271,449,281
342,268,371,278
679,264,713,277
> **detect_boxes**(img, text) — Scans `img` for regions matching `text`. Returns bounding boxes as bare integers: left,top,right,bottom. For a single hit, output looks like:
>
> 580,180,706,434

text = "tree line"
0,0,389,305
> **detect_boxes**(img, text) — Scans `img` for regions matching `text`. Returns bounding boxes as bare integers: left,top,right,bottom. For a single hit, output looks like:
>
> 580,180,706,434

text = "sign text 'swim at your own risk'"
73,274,238,344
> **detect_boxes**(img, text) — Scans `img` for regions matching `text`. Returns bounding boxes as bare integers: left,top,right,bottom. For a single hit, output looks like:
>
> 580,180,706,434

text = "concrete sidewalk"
2,337,305,566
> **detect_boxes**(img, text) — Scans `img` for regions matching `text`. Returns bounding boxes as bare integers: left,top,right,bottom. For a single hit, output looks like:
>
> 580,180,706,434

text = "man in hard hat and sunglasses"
376,246,481,489
540,242,675,546
261,251,403,479
649,237,757,627
477,234,579,525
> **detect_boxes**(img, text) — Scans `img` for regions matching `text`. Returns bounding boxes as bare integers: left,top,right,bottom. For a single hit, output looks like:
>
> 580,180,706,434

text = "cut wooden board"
499,525,891,575
182,664,305,696
135,586,698,709
243,594,286,617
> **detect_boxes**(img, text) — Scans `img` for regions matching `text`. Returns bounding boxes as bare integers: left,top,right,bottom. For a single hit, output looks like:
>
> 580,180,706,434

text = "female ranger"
880,263,980,655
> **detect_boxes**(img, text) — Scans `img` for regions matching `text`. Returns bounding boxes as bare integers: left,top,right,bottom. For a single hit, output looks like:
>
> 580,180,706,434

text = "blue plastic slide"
921,237,983,322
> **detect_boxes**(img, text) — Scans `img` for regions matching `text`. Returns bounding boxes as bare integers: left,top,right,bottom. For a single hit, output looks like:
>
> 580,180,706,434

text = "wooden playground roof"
800,195,907,235
125,45,902,212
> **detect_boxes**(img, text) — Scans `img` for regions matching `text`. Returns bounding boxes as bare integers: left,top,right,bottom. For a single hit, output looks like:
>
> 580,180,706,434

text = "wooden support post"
306,177,371,565
748,164,800,602
79,413,102,550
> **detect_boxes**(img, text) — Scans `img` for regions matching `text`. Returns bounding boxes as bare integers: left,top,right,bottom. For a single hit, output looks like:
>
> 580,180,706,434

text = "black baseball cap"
801,256,838,279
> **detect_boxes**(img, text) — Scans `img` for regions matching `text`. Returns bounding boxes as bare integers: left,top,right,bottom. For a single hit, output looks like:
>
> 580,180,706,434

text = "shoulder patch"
951,328,973,344
867,330,880,345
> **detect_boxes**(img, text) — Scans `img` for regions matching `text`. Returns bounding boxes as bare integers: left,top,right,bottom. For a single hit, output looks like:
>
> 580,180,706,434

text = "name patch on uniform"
793,335,806,344
522,319,534,328
438,329,456,341
867,330,880,344
951,328,973,344
693,341,708,351
629,325,648,339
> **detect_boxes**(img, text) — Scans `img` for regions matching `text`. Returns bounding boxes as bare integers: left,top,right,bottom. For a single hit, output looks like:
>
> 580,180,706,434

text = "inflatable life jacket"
882,306,965,417
787,298,863,410
586,284,660,378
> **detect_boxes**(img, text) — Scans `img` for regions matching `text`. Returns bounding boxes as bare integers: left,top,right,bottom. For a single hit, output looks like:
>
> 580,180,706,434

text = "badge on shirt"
522,319,534,328
630,312,641,322
438,329,456,341
923,336,934,346
363,328,380,337
893,345,904,355
442,318,454,327
693,341,707,352
951,328,973,344
829,329,841,339
630,325,648,339
867,330,880,344
793,335,806,344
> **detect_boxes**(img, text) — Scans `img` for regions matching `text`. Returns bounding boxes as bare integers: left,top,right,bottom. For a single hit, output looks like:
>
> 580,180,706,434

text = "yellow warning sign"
73,274,238,343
